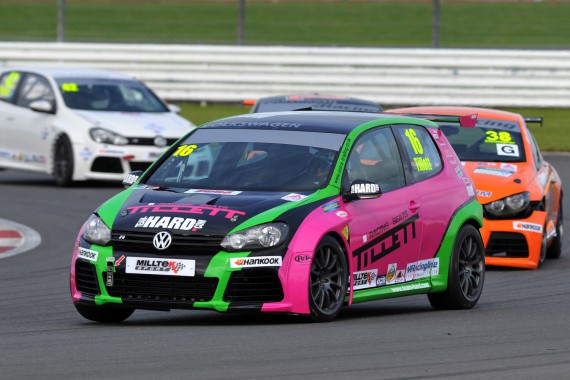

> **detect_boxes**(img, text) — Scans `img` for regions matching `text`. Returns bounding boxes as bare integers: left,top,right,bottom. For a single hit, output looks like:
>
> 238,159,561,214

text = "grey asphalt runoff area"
0,154,569,380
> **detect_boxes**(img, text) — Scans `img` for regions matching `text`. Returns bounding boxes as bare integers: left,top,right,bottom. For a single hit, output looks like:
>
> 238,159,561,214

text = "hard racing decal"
135,216,206,231
126,257,196,276
230,256,283,268
352,213,418,271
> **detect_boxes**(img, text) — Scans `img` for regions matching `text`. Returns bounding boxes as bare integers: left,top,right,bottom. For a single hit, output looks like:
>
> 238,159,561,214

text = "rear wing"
524,117,543,127
388,112,478,128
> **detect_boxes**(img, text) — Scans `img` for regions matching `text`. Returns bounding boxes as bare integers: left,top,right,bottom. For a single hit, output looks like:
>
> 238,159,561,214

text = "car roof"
201,110,431,134
253,94,382,113
1,66,135,81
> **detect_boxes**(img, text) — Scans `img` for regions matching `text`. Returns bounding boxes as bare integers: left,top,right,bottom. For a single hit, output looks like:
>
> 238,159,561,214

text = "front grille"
91,157,123,173
127,137,178,146
486,232,529,258
75,260,100,296
129,162,153,172
224,269,284,304
107,272,218,303
111,230,224,255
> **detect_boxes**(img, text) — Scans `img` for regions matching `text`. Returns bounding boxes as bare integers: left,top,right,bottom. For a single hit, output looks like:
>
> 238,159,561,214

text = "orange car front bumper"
481,210,547,270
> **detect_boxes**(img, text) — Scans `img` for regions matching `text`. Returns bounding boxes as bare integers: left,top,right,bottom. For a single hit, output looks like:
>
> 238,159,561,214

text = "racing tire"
547,198,563,259
309,236,348,322
428,224,484,310
74,303,134,323
53,135,74,187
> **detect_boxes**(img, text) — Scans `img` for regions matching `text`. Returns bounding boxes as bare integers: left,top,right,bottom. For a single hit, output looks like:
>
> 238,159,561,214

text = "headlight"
90,127,128,145
221,223,288,251
82,214,111,246
484,192,530,217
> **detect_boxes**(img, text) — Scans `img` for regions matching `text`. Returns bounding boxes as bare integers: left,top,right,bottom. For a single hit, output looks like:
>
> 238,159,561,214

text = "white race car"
0,67,196,185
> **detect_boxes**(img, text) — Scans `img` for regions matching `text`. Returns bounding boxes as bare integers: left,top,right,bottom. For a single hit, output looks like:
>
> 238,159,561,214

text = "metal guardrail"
2,42,570,107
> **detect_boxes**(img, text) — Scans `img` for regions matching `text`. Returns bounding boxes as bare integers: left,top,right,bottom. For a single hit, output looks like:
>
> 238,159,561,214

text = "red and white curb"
0,218,41,259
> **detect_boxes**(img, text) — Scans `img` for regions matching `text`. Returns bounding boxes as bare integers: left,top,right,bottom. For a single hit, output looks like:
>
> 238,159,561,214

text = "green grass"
1,1,570,47
176,103,570,152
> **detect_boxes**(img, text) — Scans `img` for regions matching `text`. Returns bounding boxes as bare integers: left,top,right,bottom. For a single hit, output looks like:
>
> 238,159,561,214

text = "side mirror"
122,170,144,188
167,103,181,114
29,100,54,114
343,180,382,201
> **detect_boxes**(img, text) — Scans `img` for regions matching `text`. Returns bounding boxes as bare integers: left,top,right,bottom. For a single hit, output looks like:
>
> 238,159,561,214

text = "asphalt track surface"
0,154,569,380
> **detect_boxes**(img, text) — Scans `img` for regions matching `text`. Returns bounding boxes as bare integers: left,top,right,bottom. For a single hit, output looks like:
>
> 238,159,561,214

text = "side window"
527,130,542,170
395,125,442,182
344,127,406,192
0,71,22,103
15,73,55,109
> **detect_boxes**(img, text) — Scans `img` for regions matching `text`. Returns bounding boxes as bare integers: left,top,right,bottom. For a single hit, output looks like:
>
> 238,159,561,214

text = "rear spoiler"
388,112,478,128
524,117,543,127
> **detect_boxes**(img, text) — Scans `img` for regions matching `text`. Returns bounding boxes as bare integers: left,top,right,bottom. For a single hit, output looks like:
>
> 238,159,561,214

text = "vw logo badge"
153,231,172,250
154,136,167,147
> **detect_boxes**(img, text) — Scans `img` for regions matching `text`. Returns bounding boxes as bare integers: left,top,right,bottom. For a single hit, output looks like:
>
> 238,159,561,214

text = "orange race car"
388,106,563,269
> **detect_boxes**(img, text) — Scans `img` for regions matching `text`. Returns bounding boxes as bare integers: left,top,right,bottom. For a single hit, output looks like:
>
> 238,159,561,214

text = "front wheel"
547,198,563,259
428,224,485,310
53,135,74,187
74,303,134,323
309,236,348,322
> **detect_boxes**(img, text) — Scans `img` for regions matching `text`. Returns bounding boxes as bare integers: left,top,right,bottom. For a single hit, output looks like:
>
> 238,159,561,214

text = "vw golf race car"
389,106,563,269
71,111,484,322
0,67,195,186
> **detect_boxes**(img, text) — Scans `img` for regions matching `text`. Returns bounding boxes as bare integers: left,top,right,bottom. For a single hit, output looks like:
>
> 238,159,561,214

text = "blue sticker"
321,201,341,213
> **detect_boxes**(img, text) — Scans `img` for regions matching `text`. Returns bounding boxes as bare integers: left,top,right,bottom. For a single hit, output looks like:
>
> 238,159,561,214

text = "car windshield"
439,118,526,162
55,77,168,112
145,129,346,192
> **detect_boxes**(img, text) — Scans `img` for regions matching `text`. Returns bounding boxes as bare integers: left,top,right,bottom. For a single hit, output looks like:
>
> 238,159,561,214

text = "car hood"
463,161,532,203
111,187,315,237
73,110,194,137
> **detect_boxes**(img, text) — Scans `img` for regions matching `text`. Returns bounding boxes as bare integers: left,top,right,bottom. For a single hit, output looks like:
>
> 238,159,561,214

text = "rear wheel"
309,236,348,322
547,198,563,259
74,303,134,323
428,224,484,310
53,135,74,187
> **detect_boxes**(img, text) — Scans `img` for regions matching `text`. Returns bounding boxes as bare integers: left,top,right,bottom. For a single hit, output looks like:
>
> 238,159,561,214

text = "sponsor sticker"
126,257,195,276
185,189,242,196
476,190,492,197
496,144,520,157
78,247,98,262
395,270,405,283
336,211,348,218
230,256,283,268
134,216,206,231
281,193,307,202
321,201,341,213
386,263,397,285
390,282,430,293
406,262,416,282
293,254,311,264
414,258,439,279
473,168,513,178
500,163,518,172
353,269,378,290
376,275,386,287
513,222,543,233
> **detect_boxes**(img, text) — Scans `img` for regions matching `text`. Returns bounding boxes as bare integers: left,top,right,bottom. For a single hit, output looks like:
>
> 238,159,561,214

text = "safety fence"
2,42,570,107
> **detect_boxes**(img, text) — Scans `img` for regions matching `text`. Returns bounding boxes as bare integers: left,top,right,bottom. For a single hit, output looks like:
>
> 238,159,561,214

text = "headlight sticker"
78,247,99,262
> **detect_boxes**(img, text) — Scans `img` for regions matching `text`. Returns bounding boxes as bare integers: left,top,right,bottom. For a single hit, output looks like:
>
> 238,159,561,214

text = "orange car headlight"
484,192,530,218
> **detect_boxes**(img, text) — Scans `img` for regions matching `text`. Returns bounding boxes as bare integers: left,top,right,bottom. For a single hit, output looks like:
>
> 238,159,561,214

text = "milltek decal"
321,201,341,213
352,214,418,271
230,256,283,268
78,247,98,262
353,269,377,290
513,222,542,233
126,257,195,277
135,216,206,231
127,204,246,219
